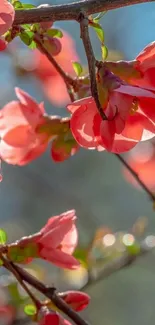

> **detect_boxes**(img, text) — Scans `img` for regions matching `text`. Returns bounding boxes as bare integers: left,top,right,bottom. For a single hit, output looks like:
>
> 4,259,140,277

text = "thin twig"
115,154,155,202
0,254,41,308
14,0,155,25
79,12,107,120
5,263,90,325
34,33,77,89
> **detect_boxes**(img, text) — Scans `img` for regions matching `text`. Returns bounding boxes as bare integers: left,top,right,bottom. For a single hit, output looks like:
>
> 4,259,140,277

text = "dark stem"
34,33,77,90
79,13,107,120
6,263,90,325
14,0,155,25
115,154,155,202
0,254,41,308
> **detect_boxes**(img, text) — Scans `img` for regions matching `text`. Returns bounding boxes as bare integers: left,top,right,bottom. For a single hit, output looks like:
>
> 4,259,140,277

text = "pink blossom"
0,0,14,50
9,210,79,270
0,88,49,165
68,76,155,153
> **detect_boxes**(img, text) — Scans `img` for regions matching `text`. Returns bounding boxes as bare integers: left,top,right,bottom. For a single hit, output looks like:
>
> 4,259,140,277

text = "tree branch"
115,154,155,202
14,0,155,25
34,33,76,89
5,262,90,325
79,13,107,119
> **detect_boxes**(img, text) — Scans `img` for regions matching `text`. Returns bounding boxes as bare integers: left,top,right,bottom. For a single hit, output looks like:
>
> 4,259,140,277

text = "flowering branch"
4,261,90,325
115,154,155,202
79,13,107,120
33,32,78,102
14,0,155,25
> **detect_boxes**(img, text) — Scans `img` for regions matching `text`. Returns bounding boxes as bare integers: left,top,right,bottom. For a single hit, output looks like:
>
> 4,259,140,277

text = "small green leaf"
29,40,37,50
47,29,63,38
12,1,22,9
24,304,37,316
20,31,34,46
74,248,88,268
90,21,104,43
101,45,108,60
72,62,83,77
93,11,107,22
0,229,7,244
22,4,36,9
4,31,12,43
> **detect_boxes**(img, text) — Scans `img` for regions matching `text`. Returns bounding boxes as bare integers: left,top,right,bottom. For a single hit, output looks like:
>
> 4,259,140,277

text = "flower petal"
3,125,36,147
70,98,99,148
15,88,44,127
40,248,80,269
115,84,155,98
42,210,76,234
0,0,15,36
39,217,76,249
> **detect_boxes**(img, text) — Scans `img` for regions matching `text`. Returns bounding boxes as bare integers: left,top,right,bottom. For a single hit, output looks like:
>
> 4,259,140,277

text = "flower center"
130,98,139,115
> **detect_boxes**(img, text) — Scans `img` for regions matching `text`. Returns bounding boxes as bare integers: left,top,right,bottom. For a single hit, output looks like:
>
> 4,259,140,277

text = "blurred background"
1,1,155,324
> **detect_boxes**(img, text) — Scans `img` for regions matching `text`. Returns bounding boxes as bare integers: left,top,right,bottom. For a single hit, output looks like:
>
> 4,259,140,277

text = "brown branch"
79,13,107,120
3,238,154,305
115,154,155,202
14,0,155,25
33,33,76,89
5,262,90,325
0,254,41,308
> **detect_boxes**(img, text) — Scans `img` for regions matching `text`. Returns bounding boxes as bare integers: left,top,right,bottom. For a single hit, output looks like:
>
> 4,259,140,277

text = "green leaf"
101,45,108,60
12,1,22,9
93,11,107,22
0,229,7,244
4,31,12,43
20,31,34,46
29,40,37,50
24,304,37,316
47,29,63,38
72,62,83,77
73,248,88,268
90,21,104,43
22,4,36,8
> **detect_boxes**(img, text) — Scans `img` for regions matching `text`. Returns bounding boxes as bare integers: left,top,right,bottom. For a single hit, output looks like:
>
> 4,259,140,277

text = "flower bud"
42,36,62,56
60,291,90,311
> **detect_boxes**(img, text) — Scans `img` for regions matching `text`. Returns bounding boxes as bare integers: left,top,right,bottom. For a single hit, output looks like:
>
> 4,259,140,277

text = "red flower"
33,30,79,107
60,291,90,311
0,87,49,165
0,0,15,50
39,308,72,325
68,82,155,153
131,41,155,90
105,42,155,91
123,141,155,190
9,210,79,270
